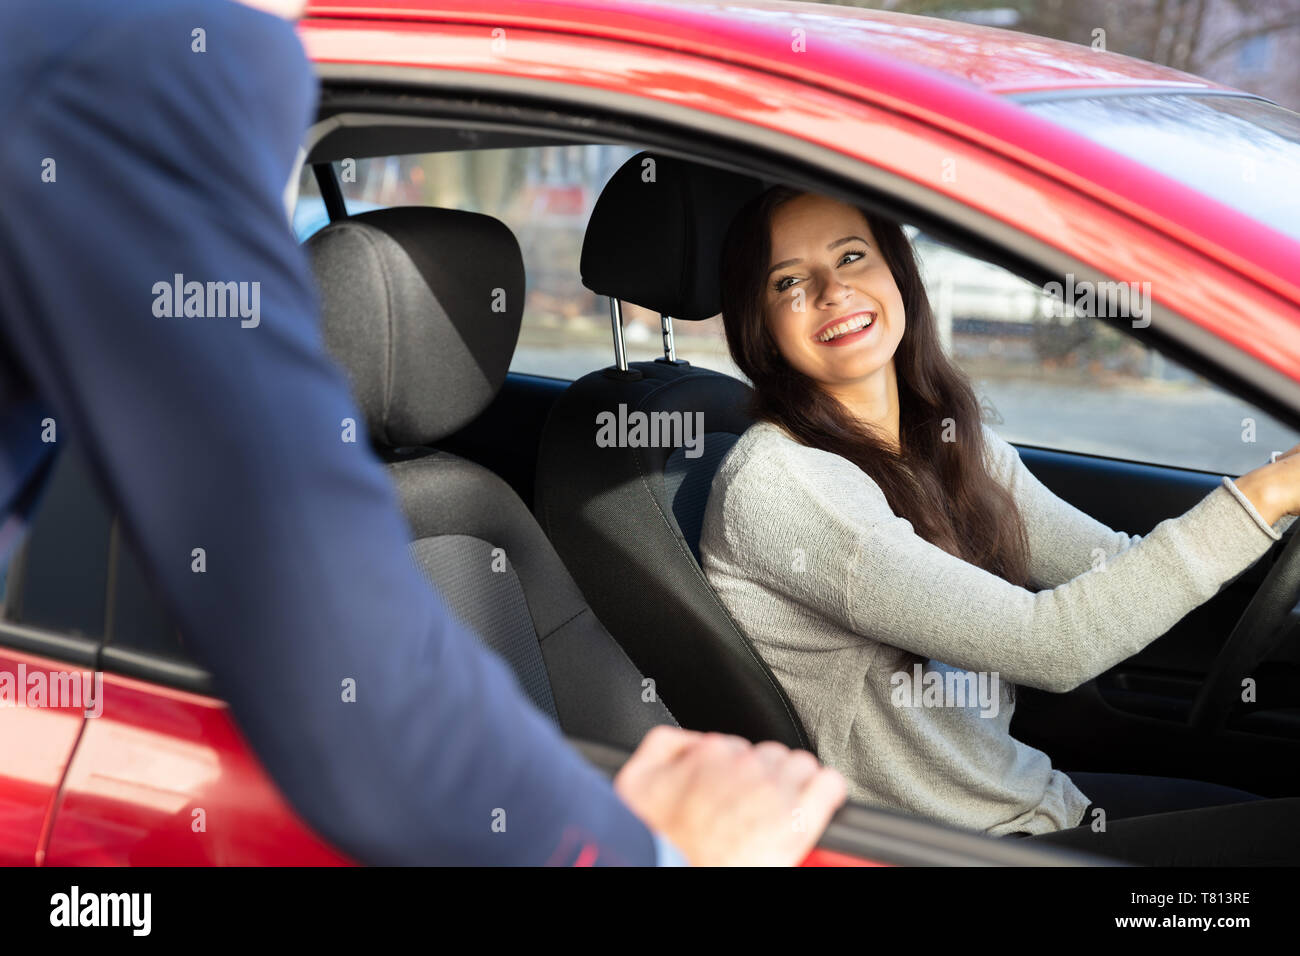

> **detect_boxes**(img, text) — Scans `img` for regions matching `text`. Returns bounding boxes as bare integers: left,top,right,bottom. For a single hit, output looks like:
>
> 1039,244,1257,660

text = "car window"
2,442,110,638
1021,93,1300,242
1,440,189,663
319,146,738,379
911,230,1300,475
298,148,1299,475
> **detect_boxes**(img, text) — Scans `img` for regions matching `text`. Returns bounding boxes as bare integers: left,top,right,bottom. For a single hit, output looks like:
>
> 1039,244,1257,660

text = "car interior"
303,203,676,750
5,86,1299,853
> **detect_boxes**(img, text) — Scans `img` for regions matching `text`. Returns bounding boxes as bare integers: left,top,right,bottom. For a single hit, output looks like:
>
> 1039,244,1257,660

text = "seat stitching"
538,605,589,642
538,605,681,726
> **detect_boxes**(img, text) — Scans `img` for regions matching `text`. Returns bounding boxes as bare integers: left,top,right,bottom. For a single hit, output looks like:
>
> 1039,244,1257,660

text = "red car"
3,0,1298,867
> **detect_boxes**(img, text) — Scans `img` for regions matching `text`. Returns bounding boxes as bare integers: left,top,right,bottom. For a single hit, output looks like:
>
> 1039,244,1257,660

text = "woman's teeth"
817,314,874,342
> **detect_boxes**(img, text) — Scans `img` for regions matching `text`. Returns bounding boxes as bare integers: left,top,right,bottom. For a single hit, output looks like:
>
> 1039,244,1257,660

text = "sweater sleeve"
981,424,1296,590
979,424,1140,589
715,432,1287,694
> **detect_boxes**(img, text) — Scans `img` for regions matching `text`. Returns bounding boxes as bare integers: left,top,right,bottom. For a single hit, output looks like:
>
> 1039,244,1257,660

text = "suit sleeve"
0,0,656,865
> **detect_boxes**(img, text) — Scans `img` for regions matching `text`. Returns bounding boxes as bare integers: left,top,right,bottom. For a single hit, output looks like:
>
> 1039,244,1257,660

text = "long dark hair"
719,185,1032,592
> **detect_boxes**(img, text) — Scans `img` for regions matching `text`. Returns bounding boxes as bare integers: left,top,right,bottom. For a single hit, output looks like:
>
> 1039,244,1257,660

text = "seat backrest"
306,207,676,750
534,154,809,748
664,432,742,563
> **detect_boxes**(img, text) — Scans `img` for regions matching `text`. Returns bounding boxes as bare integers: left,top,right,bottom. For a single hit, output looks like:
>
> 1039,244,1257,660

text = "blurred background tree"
822,0,1300,108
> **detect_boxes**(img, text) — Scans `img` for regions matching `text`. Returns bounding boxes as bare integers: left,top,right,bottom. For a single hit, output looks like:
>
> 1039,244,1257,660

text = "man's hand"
613,725,848,866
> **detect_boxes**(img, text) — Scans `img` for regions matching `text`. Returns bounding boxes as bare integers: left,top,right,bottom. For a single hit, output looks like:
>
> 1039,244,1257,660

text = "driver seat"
534,153,810,748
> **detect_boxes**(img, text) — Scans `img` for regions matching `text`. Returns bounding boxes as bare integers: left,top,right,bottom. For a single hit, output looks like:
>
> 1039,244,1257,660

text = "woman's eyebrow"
768,236,869,275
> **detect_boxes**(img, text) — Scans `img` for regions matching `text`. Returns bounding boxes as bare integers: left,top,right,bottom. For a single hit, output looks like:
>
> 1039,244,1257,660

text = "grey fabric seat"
306,206,676,750
534,154,810,749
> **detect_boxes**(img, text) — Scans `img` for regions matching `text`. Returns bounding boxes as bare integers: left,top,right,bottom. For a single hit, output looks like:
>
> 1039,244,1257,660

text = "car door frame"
300,22,1300,792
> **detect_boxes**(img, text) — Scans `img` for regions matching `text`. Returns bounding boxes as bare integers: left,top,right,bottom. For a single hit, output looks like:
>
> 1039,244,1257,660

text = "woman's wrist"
1233,468,1284,527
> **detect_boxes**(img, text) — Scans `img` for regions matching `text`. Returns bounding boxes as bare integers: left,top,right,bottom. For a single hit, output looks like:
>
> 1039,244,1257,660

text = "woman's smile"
812,310,878,347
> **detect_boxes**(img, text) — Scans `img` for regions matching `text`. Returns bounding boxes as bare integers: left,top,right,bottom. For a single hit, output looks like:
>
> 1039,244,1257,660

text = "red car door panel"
41,669,350,866
0,649,88,866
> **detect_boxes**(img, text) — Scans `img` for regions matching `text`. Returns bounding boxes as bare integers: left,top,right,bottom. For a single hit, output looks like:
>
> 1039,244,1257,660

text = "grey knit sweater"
699,420,1296,837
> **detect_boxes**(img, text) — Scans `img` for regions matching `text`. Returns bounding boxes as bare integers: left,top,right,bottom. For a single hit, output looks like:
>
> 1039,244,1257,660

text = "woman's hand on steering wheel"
1234,443,1300,528
1190,443,1300,734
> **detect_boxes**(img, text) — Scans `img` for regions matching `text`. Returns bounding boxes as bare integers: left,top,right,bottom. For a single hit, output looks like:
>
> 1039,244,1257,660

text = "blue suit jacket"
0,0,679,866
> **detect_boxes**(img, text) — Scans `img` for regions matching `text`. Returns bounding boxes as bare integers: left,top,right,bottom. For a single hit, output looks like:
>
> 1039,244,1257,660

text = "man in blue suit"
0,0,846,865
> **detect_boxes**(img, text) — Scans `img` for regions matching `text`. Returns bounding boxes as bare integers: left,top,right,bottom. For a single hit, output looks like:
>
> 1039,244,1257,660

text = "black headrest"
306,207,524,447
581,153,764,321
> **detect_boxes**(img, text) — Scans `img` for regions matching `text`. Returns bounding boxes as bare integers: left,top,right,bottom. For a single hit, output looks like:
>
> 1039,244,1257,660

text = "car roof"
303,0,1234,98
302,0,1300,355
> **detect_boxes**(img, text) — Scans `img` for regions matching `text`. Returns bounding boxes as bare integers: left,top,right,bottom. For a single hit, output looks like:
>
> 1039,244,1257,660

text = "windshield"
1022,93,1300,242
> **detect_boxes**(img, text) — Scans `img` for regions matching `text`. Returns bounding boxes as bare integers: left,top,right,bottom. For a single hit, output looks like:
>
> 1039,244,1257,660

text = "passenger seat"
306,206,677,750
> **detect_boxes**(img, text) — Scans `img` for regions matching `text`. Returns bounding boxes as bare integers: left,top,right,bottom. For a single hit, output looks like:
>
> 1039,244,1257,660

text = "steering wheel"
1189,523,1300,734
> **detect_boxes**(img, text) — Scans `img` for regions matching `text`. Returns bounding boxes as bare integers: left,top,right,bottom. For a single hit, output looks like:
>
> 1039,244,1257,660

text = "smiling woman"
719,184,1032,581
700,183,1300,865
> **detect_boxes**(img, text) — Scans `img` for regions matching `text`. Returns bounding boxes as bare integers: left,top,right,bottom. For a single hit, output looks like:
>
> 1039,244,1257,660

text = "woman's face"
763,193,906,391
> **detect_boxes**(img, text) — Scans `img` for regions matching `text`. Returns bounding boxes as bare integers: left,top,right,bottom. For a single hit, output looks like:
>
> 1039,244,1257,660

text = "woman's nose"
817,274,853,306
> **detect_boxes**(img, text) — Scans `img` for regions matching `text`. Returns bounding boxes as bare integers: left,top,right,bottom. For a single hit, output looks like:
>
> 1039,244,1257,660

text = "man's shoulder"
2,0,298,59
0,0,315,209
1,0,308,110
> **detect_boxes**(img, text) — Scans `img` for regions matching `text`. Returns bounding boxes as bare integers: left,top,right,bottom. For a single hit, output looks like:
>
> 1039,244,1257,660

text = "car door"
1,440,348,865
0,643,88,866
0,444,108,865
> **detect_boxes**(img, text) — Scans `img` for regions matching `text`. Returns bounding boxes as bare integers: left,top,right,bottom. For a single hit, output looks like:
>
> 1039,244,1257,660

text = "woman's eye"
772,249,867,293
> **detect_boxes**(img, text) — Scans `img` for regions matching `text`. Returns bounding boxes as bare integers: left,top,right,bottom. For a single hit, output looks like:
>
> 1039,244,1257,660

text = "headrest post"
660,314,676,361
609,296,629,372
